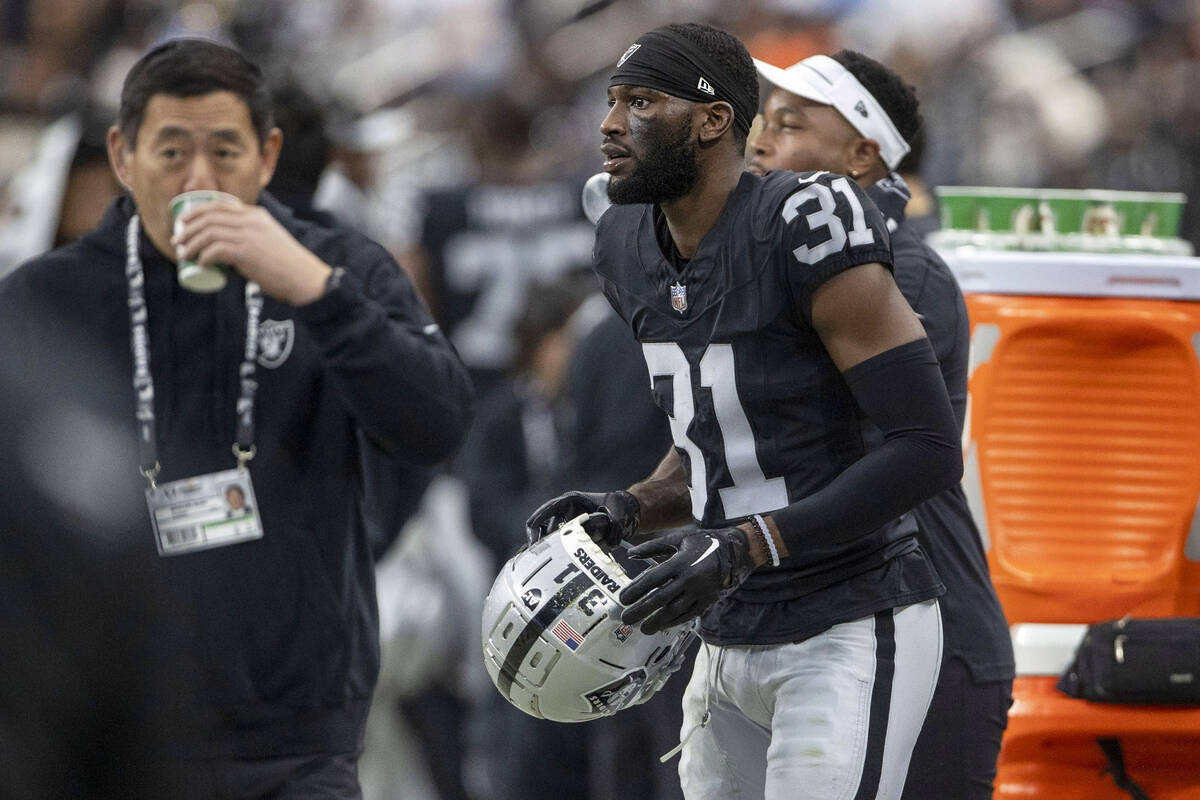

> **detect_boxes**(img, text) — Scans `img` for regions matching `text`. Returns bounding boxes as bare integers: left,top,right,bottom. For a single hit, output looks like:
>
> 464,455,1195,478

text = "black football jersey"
593,170,944,644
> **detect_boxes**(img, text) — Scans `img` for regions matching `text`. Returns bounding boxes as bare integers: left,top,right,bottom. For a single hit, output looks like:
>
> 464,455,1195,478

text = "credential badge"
257,319,295,368
670,281,688,313
617,43,640,67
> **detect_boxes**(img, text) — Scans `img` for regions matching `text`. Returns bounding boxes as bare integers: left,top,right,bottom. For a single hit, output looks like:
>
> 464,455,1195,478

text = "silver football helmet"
481,513,696,723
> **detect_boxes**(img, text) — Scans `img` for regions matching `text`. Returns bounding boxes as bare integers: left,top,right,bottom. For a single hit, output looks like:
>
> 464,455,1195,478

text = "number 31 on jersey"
642,342,788,522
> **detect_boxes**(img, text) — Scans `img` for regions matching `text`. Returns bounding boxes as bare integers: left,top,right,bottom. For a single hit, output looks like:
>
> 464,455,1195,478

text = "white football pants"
677,599,942,800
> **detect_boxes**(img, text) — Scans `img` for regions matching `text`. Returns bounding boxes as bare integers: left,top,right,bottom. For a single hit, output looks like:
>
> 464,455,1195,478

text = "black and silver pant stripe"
497,573,595,699
853,609,897,800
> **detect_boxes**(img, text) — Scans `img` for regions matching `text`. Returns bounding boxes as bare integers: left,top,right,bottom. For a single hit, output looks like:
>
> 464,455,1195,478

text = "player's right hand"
619,524,756,635
525,489,640,547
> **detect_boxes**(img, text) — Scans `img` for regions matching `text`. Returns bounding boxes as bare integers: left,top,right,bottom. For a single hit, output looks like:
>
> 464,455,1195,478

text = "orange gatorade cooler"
952,251,1200,624
937,191,1200,798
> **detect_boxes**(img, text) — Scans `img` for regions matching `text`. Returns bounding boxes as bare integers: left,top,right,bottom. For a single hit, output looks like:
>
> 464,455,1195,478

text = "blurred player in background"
528,22,962,799
749,50,1014,800
400,91,596,398
455,275,599,800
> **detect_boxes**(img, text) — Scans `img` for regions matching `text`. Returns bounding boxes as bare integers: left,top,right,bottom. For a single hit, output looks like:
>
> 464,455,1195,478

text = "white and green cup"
169,190,240,292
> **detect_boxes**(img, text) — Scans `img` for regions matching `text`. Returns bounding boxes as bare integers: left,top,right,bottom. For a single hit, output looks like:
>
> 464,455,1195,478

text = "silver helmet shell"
481,513,695,722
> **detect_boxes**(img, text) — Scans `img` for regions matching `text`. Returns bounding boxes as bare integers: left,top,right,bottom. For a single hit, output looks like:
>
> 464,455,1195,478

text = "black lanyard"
125,215,262,487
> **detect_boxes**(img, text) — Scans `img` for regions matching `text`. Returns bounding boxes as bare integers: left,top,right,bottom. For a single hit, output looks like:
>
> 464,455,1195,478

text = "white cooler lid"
1011,623,1090,676
941,249,1200,300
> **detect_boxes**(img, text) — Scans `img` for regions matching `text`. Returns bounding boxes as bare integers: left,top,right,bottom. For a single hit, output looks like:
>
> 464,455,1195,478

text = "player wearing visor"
750,51,1014,800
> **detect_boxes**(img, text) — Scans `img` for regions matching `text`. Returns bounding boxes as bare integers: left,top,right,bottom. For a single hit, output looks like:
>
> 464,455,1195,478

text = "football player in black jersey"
749,52,1015,800
527,23,963,800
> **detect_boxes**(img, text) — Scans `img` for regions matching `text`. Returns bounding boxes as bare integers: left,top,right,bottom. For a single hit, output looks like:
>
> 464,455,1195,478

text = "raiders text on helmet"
481,514,695,722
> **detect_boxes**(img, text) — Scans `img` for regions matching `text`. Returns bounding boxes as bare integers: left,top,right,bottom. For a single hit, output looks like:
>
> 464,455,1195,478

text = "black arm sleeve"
770,337,963,551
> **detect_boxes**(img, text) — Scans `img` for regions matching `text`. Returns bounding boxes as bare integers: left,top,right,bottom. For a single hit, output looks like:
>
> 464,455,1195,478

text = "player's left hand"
172,202,332,304
619,524,756,635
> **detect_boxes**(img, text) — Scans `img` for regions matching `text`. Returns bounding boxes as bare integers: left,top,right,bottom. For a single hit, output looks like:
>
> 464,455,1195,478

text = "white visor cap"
754,55,911,171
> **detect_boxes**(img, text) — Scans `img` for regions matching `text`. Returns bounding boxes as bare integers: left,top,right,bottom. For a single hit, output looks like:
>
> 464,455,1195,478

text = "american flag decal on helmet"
552,620,584,651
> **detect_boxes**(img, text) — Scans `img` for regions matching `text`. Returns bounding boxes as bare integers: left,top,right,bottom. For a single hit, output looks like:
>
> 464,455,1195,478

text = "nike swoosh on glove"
524,489,640,547
618,525,755,634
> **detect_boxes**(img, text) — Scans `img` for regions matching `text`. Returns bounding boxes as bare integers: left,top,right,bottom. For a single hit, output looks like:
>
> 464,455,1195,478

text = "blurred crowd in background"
3,1,1199,799
4,0,1200,273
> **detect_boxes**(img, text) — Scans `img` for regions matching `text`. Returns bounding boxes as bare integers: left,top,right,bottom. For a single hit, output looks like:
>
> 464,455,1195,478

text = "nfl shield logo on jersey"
670,282,688,313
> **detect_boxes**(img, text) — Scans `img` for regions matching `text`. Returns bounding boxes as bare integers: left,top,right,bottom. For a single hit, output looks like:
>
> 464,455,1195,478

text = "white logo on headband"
697,77,715,95
854,100,868,118
617,44,640,67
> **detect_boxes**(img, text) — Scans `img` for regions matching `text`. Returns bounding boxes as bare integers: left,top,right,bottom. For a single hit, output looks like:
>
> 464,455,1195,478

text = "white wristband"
752,514,781,567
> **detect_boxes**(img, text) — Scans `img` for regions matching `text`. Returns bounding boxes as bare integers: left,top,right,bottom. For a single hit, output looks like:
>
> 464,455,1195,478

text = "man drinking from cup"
0,37,474,799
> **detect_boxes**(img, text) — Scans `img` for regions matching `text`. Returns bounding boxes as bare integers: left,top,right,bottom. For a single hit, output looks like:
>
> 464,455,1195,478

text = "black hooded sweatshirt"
0,192,474,760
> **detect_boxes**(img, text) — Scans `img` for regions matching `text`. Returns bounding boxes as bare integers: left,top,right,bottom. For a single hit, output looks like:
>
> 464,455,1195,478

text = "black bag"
1057,616,1200,705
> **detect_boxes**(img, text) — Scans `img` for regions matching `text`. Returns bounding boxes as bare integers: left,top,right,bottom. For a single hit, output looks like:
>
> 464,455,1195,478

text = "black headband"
609,29,754,137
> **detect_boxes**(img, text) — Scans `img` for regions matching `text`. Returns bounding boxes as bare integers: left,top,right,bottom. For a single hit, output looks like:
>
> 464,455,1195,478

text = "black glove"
525,489,640,547
618,525,756,634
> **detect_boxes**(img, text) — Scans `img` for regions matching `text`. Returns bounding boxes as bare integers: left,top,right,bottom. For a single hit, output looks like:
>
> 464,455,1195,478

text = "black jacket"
0,193,474,759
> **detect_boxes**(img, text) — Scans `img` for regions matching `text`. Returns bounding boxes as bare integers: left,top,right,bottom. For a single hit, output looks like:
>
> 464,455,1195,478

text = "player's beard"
608,115,699,205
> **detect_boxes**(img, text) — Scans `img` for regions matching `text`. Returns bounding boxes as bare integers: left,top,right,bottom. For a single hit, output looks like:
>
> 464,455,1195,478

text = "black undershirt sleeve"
770,337,963,552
